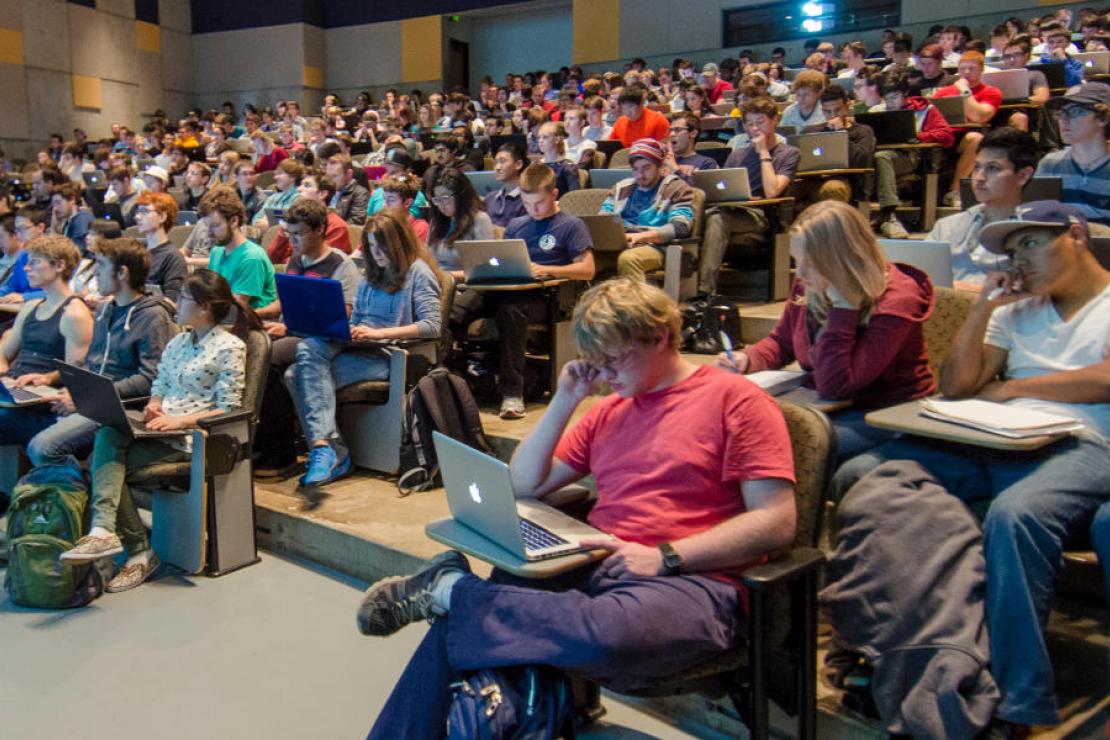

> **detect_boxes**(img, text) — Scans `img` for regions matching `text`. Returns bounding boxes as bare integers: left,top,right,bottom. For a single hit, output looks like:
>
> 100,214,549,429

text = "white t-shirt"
985,283,1110,439
565,138,597,166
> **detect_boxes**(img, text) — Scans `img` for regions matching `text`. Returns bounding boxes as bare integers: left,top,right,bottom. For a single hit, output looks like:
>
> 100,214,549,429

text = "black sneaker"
356,550,471,636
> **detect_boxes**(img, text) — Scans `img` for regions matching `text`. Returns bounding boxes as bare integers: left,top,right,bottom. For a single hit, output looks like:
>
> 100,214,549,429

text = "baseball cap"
383,146,413,169
978,201,1089,254
627,138,665,165
141,165,169,184
702,63,719,76
1046,81,1110,110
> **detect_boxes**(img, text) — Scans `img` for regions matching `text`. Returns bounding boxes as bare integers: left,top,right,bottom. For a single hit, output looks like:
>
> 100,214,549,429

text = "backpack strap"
446,372,493,453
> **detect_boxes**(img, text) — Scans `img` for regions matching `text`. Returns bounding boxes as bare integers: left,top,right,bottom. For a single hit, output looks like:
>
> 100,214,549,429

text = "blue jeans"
833,435,1110,725
367,567,742,739
285,338,389,446
832,409,897,464
27,412,102,466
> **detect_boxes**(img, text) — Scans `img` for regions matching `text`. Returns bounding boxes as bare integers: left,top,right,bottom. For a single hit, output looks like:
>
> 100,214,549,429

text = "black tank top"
9,295,81,377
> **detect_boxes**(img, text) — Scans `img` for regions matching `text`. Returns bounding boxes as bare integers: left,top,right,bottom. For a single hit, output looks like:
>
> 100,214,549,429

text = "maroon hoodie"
904,96,955,148
745,263,936,408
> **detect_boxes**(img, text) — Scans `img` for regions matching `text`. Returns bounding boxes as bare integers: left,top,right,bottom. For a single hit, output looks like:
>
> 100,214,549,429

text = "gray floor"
0,553,700,739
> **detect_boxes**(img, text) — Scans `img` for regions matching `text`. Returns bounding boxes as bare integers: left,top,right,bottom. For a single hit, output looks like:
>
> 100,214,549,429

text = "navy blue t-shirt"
504,210,593,266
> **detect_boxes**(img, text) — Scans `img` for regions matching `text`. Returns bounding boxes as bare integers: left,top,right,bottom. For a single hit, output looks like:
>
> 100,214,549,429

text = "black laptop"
55,361,181,439
1028,62,1067,90
92,202,124,226
854,110,918,146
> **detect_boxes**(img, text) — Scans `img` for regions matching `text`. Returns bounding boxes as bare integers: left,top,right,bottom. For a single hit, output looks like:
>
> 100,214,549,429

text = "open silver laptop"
0,376,60,406
589,168,633,191
455,239,534,284
1074,51,1110,76
434,432,609,561
878,239,955,288
791,131,850,171
712,101,734,116
982,68,1030,101
464,170,501,196
692,167,752,203
579,214,628,252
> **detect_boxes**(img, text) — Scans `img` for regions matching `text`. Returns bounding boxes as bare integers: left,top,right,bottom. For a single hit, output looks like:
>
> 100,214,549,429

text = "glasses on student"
589,349,633,373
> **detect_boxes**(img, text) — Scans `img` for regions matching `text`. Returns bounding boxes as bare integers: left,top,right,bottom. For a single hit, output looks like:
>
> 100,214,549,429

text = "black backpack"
682,295,743,355
397,367,494,496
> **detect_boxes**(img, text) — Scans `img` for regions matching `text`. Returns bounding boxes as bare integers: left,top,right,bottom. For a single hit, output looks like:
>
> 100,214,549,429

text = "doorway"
447,38,470,93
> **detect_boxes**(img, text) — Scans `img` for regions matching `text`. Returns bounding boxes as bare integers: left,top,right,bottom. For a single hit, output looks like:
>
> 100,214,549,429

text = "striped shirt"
1034,149,1110,225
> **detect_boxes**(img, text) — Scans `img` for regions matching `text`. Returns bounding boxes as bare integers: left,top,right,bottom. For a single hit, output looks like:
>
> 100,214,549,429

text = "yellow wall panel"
72,74,102,109
401,16,441,83
0,28,24,66
304,65,324,89
135,21,161,54
573,0,620,65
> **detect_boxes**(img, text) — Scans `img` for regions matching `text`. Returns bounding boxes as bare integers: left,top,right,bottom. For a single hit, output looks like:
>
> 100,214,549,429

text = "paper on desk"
919,398,1085,438
745,370,806,396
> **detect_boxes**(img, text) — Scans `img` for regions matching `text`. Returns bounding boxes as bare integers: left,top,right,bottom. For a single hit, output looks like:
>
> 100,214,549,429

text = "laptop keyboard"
519,518,569,552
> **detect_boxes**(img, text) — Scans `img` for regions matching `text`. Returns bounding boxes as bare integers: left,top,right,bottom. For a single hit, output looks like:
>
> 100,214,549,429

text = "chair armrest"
741,546,825,591
197,408,253,430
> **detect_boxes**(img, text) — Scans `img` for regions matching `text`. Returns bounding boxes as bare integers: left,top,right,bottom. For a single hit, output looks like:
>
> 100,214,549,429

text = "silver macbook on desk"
878,239,955,288
982,68,1031,101
464,170,501,196
456,239,535,284
435,431,609,561
790,131,850,172
579,214,628,252
691,167,752,203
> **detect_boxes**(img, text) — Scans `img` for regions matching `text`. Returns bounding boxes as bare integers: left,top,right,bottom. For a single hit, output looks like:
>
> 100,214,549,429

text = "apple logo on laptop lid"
468,482,483,503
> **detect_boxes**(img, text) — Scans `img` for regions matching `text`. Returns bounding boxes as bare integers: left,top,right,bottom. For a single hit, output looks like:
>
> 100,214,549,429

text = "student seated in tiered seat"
182,161,212,212
233,160,265,224
60,270,257,592
907,43,955,98
928,127,1037,287
255,198,360,475
997,36,1051,132
780,70,827,130
325,153,370,225
266,173,352,265
699,97,801,296
719,200,934,461
358,279,798,740
26,237,177,466
0,206,49,307
934,52,1003,209
663,112,720,177
795,85,876,206
561,105,598,167
377,173,430,242
1035,83,1110,230
0,235,94,472
286,210,442,486
833,201,1110,734
874,67,955,238
50,181,94,253
582,95,613,142
427,168,494,281
252,159,306,229
200,185,276,311
484,143,527,228
609,84,671,148
366,146,428,219
133,192,189,303
422,136,476,197
452,163,594,419
601,138,695,282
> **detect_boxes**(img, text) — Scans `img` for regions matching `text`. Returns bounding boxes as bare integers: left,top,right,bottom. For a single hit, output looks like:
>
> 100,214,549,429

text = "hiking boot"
300,443,351,487
879,216,910,239
60,533,124,563
499,396,526,420
357,550,471,637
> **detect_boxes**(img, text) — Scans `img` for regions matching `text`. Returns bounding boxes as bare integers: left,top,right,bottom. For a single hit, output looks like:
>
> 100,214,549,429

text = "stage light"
802,18,823,32
802,2,822,17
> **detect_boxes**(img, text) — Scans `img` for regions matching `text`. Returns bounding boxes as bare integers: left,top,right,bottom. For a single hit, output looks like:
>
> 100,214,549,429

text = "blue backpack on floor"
446,666,574,740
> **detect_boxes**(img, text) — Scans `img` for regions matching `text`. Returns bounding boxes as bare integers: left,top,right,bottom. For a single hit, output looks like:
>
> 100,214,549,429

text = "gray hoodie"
86,294,177,399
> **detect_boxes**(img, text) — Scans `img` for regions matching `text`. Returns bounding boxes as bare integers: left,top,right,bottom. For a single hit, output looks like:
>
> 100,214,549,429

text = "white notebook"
919,398,1085,439
746,370,807,396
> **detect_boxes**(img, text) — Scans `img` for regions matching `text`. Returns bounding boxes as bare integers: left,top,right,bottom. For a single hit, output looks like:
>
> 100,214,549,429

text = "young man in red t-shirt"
701,62,734,104
358,279,797,739
609,84,671,148
932,51,1002,208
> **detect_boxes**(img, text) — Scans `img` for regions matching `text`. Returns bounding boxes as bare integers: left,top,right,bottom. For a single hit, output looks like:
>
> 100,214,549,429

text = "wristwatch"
659,543,683,576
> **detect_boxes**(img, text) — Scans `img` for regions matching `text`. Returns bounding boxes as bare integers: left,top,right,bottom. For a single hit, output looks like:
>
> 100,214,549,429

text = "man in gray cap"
701,62,733,104
1035,82,1110,228
833,200,1110,733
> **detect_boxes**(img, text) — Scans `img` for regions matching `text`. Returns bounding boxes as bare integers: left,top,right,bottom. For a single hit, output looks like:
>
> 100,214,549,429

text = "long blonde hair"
791,200,888,326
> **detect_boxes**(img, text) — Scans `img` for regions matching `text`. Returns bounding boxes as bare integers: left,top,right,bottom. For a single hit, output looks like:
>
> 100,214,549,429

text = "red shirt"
932,82,1002,116
267,211,352,264
745,264,936,408
704,79,734,104
609,108,671,148
255,147,289,173
555,365,795,597
409,216,429,243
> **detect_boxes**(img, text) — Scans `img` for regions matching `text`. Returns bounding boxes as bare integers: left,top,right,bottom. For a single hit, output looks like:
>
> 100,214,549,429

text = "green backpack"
5,461,109,608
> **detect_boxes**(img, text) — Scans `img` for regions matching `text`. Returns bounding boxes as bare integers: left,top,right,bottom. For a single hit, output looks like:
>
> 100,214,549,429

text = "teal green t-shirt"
207,239,277,309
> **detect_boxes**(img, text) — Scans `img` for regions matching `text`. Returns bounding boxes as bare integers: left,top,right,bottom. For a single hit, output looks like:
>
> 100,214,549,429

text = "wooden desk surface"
794,168,874,178
876,143,941,151
459,278,569,292
865,399,1070,451
712,196,795,209
425,518,608,578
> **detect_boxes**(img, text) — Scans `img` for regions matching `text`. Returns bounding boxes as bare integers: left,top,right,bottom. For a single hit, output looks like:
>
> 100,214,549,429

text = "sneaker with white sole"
300,443,352,487
357,550,471,636
107,553,160,593
879,217,910,239
941,191,961,208
60,533,124,563
499,396,526,420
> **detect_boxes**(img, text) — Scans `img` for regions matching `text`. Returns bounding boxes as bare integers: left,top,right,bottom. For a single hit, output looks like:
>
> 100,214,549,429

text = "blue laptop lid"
274,273,351,341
